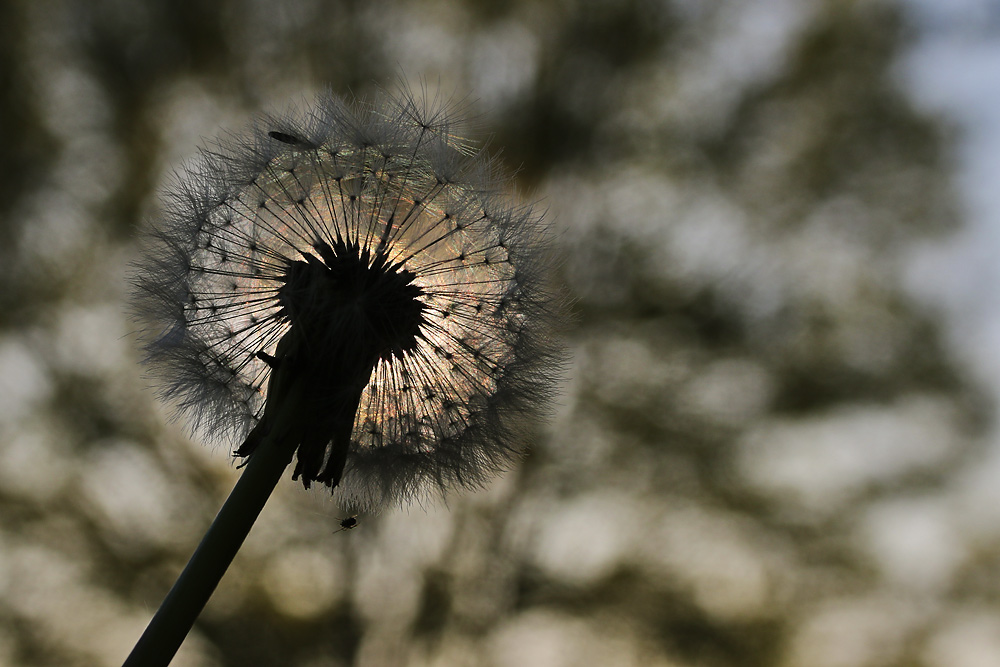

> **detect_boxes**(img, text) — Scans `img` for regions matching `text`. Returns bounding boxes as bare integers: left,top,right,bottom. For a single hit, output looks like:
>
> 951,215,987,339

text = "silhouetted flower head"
132,87,563,510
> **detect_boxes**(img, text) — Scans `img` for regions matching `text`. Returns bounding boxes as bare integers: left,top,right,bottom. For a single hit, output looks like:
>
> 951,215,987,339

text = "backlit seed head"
131,86,564,510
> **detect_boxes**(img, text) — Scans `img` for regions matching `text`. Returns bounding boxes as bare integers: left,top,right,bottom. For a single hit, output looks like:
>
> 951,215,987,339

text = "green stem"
123,432,295,667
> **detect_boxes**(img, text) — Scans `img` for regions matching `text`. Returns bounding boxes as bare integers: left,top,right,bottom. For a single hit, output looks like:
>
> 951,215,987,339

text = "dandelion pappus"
132,85,565,511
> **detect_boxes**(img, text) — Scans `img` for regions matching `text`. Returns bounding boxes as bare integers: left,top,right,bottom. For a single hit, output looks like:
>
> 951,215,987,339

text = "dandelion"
125,86,563,665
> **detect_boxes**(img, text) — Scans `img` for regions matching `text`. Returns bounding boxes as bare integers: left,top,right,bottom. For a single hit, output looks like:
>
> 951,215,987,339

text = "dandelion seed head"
132,86,563,510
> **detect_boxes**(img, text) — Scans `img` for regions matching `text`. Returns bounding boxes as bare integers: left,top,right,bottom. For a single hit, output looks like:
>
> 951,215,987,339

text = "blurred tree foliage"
0,1,995,666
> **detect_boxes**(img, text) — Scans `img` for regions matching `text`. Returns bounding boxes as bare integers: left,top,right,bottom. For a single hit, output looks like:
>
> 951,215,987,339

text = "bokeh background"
3,0,1000,665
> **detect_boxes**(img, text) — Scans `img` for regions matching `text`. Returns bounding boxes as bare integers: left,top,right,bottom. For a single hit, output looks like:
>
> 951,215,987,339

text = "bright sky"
900,0,1000,390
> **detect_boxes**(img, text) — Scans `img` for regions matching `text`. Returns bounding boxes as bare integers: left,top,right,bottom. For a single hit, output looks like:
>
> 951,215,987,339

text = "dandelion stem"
123,431,296,667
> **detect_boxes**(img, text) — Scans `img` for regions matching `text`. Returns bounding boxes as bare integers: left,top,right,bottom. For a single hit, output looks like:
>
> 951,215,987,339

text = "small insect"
268,130,309,146
334,516,358,533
